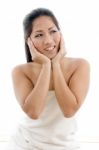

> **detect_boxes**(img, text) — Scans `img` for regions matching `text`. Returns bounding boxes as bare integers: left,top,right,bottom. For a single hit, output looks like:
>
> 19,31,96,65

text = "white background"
0,0,99,141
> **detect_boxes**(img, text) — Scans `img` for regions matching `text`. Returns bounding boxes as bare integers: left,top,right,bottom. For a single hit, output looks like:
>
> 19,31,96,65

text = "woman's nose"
43,34,53,45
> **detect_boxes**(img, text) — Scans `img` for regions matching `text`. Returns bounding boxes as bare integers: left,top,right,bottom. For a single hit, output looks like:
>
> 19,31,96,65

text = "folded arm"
52,59,90,117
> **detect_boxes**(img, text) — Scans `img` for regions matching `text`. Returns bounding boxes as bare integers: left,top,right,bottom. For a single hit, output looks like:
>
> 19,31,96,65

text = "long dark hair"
23,8,60,62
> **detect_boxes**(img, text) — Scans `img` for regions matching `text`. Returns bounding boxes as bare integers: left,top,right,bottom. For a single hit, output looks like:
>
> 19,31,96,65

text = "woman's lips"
45,46,55,51
43,46,57,57
46,46,55,51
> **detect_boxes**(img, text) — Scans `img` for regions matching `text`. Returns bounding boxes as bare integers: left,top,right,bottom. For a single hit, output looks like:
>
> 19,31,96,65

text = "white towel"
6,91,80,150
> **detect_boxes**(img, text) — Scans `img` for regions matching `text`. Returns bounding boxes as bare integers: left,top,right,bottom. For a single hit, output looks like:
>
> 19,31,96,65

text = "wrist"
51,57,61,65
43,61,51,68
52,61,60,66
51,61,60,70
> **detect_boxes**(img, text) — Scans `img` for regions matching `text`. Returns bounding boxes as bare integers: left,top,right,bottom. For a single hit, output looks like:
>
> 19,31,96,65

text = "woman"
7,8,90,150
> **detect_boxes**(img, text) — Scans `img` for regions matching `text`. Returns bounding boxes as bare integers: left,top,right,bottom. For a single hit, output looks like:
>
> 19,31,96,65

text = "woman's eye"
50,30,57,34
35,34,43,38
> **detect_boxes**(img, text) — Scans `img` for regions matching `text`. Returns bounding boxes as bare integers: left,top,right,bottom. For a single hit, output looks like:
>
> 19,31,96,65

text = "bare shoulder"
73,57,90,72
12,63,34,79
12,62,37,74
12,62,41,85
74,57,90,66
12,63,28,76
63,57,90,71
11,63,36,107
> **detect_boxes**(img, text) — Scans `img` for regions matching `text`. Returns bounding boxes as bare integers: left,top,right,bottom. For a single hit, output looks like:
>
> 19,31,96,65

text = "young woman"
7,8,90,150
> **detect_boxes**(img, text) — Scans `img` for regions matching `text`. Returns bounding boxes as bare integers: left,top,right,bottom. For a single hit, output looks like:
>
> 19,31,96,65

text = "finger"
27,37,38,57
64,50,67,56
27,37,33,51
29,37,40,54
29,37,35,50
60,33,67,54
60,33,65,50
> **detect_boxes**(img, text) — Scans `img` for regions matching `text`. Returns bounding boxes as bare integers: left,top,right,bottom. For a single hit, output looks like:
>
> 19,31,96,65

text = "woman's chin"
47,54,56,60
48,51,58,59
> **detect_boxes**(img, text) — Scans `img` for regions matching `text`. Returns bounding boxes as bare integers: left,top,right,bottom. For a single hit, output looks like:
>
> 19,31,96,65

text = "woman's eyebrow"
34,30,43,33
34,26,56,33
34,26,55,33
48,26,56,30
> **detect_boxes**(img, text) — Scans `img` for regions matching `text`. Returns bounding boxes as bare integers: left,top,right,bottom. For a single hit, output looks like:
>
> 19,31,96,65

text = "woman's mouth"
43,46,57,58
45,46,55,51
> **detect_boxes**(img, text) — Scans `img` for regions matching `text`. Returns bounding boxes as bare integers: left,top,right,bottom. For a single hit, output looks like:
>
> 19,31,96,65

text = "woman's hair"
23,8,60,62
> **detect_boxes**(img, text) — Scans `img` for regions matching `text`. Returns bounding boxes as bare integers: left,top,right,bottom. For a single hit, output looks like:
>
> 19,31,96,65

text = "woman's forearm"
23,63,51,119
52,62,77,117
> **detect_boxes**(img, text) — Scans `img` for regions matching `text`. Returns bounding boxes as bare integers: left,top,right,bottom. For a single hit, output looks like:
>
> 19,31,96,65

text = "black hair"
23,8,60,62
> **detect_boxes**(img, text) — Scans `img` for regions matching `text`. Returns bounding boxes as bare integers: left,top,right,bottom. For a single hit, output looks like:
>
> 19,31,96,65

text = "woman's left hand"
51,34,66,64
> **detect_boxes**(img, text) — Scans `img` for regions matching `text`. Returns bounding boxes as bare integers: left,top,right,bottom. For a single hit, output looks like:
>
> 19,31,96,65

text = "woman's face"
30,16,61,59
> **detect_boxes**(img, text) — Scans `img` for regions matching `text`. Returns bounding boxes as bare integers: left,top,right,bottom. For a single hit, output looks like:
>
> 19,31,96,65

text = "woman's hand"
51,35,66,64
27,37,51,64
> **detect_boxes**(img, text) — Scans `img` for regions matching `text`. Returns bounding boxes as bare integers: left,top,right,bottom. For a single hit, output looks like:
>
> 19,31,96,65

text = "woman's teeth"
46,46,55,51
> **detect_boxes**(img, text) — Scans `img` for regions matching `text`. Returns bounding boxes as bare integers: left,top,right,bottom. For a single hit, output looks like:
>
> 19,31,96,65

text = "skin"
12,16,90,119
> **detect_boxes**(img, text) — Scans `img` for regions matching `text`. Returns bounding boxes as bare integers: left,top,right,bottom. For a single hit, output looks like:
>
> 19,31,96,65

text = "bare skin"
12,16,90,119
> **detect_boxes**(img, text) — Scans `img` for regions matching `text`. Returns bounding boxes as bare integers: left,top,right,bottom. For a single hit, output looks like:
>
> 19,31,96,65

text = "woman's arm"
52,35,90,117
12,62,51,119
12,37,51,119
52,59,90,117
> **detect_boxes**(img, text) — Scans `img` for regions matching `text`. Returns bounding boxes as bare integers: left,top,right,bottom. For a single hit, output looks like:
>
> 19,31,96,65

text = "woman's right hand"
27,37,51,64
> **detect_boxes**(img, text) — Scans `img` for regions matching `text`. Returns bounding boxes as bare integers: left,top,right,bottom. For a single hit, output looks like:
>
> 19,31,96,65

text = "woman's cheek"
33,40,43,52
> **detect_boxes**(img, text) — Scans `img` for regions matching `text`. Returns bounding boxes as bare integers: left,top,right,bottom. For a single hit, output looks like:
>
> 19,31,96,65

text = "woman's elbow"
27,112,40,120
22,105,40,120
63,107,79,118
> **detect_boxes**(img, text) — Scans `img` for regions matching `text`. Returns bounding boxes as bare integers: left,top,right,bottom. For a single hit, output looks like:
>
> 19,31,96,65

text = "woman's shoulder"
62,57,90,75
12,62,42,79
63,57,90,68
12,62,34,76
12,63,29,73
12,61,40,70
